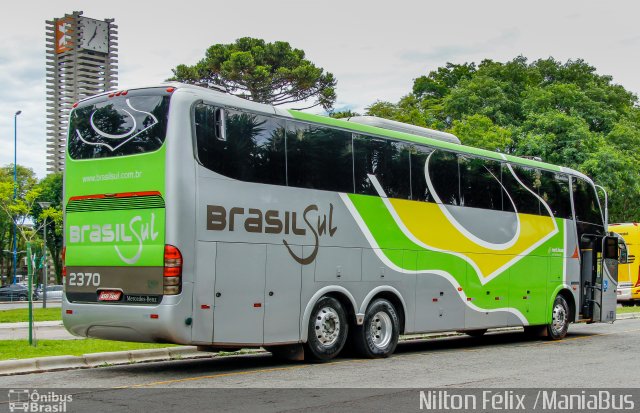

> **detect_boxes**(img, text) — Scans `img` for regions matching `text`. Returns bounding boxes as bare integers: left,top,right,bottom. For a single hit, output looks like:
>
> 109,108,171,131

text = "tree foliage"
365,56,639,222
0,168,63,285
170,37,337,111
31,173,63,283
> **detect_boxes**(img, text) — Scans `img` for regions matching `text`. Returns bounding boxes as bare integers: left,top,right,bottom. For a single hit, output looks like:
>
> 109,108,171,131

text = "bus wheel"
353,299,399,358
464,329,487,337
305,296,348,362
547,295,570,340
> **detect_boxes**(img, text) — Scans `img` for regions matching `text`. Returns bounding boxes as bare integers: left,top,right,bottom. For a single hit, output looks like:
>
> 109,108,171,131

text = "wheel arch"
359,286,407,335
550,284,576,323
300,286,358,343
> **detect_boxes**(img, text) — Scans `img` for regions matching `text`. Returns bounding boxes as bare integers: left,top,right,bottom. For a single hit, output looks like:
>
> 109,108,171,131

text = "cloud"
0,38,46,177
398,28,519,64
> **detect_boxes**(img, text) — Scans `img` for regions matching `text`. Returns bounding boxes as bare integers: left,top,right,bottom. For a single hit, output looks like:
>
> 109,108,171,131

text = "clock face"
80,18,109,53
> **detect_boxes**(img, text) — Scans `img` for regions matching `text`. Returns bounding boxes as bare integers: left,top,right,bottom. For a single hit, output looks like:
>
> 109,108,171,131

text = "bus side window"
572,177,604,226
285,121,353,193
539,171,572,219
501,164,542,216
410,145,435,202
459,155,503,211
427,150,460,206
353,135,410,199
194,105,287,186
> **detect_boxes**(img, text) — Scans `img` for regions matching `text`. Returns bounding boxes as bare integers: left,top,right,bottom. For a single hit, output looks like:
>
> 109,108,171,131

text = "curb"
0,346,213,376
0,329,492,377
617,312,640,320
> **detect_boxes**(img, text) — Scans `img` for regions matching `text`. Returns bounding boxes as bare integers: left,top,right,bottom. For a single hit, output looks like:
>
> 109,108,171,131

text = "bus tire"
304,296,348,362
353,299,400,358
464,329,487,337
547,294,570,340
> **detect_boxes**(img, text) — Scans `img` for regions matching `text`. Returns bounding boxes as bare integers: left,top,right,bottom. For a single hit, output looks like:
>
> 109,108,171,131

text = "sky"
1,0,639,178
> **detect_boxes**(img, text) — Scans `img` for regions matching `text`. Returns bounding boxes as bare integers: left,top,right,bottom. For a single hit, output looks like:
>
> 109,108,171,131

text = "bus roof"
79,82,593,183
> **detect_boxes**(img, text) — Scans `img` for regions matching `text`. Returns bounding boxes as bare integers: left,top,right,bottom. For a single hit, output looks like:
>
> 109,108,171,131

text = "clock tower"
45,11,118,173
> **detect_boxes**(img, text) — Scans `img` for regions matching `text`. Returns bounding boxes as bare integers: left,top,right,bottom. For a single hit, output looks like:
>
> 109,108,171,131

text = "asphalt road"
0,318,638,412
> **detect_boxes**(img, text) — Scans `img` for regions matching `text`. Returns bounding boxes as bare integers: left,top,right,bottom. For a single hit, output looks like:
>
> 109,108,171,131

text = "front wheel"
353,299,400,358
547,295,570,340
304,296,348,362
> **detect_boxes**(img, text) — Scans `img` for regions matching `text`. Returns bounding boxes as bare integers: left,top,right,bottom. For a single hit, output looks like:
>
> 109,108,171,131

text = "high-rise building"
45,11,118,173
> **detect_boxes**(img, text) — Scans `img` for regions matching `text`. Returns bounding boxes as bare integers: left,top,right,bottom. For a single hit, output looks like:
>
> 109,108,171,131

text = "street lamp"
12,110,21,285
37,201,51,308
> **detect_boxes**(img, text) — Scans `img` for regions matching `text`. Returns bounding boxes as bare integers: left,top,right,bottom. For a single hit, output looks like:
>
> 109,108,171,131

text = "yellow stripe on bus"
390,199,557,278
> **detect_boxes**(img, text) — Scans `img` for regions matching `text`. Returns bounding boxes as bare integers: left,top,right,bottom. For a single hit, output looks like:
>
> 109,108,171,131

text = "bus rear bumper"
61,287,192,344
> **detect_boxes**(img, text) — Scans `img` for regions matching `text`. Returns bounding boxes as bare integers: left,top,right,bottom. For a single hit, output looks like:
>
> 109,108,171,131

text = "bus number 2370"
68,272,101,287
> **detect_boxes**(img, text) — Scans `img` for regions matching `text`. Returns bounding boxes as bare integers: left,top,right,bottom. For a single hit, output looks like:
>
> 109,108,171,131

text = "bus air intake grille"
66,196,165,213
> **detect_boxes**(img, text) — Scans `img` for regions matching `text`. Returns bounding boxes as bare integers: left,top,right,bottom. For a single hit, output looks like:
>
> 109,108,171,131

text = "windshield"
68,89,171,159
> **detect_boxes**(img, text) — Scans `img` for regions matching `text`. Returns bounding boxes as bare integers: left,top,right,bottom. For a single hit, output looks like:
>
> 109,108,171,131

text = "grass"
0,307,63,323
617,305,640,314
0,339,177,360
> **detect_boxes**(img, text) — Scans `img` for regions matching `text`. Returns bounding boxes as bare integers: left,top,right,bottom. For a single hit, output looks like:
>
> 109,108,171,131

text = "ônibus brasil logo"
68,214,159,264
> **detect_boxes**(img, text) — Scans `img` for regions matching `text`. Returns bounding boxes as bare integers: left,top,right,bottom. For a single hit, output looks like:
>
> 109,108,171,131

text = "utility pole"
38,202,51,309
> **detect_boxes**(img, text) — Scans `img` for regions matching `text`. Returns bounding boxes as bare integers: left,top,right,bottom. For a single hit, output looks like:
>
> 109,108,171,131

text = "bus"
609,223,639,306
62,83,620,361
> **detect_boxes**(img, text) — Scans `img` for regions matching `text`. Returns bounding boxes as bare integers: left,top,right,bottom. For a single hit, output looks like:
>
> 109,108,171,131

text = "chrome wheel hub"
551,302,567,335
369,311,393,349
314,307,340,347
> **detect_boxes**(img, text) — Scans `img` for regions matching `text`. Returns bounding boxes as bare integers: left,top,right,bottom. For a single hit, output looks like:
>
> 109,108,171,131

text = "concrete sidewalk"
0,320,77,340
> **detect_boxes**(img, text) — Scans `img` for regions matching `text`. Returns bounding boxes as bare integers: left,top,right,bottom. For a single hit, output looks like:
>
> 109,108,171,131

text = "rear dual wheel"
305,296,348,361
352,299,400,358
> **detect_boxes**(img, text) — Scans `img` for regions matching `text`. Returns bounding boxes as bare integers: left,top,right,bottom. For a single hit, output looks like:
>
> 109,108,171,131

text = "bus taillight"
62,246,67,279
636,267,640,288
163,245,182,295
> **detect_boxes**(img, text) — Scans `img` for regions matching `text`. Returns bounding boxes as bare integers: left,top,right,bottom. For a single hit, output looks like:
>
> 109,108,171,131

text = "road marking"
118,327,640,388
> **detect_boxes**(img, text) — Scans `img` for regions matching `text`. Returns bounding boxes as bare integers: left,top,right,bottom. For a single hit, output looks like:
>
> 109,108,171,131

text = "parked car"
0,284,39,301
37,285,63,301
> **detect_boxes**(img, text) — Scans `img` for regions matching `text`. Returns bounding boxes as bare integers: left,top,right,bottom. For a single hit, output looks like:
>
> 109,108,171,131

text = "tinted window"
286,121,353,192
195,106,286,185
353,135,410,199
539,172,572,219
410,146,436,202
573,177,604,225
459,156,504,211
427,150,460,205
69,92,170,159
502,165,542,215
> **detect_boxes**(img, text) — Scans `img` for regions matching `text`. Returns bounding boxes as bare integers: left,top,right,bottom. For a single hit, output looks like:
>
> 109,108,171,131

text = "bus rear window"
68,92,170,159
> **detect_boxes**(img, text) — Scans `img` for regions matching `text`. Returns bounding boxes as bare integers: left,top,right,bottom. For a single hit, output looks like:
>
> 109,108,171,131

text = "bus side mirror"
603,236,618,260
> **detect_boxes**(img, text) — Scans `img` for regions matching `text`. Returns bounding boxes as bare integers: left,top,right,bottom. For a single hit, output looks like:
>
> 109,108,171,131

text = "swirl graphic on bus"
74,98,159,152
